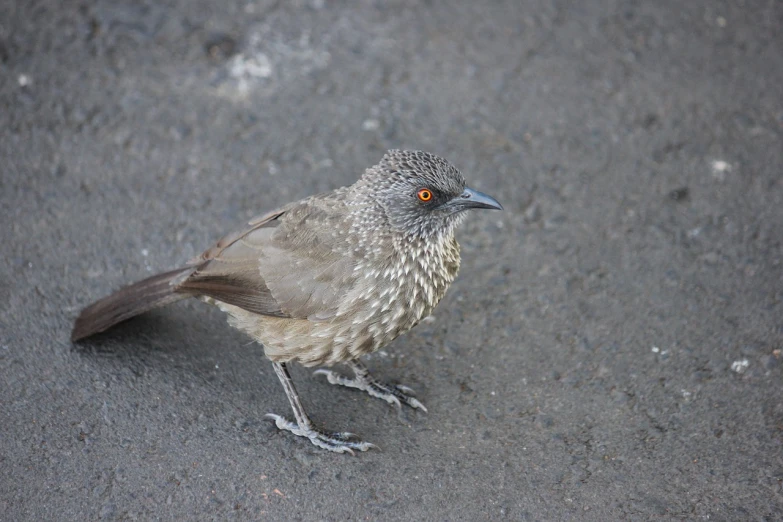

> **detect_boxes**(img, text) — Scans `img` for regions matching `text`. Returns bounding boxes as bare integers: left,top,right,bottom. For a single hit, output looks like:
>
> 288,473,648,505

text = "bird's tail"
71,267,192,341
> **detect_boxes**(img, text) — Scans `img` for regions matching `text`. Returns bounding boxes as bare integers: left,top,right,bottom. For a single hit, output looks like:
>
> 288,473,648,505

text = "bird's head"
361,150,502,239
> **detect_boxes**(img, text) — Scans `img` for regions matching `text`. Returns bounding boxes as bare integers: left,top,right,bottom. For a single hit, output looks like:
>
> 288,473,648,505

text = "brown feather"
72,209,292,342
176,273,289,317
71,267,192,341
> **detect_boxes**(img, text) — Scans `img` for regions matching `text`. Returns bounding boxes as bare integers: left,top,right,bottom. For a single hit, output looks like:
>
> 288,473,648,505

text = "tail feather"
71,267,192,341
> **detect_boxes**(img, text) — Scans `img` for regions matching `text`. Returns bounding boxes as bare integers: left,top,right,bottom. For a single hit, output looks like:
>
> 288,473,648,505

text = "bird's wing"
177,193,361,321
255,196,362,321
188,208,287,264
176,207,291,317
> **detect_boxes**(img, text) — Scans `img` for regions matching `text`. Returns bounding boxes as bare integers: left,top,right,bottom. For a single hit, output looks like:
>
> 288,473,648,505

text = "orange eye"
417,188,433,202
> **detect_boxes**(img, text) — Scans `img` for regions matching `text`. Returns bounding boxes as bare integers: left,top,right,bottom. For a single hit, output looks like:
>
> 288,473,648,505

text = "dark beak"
451,187,503,211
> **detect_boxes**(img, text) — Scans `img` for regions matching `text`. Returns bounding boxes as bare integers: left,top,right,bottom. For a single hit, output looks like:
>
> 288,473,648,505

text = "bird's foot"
313,368,427,412
264,414,377,454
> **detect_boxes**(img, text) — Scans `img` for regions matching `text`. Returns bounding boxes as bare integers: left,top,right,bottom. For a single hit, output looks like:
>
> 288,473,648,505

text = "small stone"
730,359,749,373
711,159,732,181
362,119,380,131
204,34,237,61
668,187,689,201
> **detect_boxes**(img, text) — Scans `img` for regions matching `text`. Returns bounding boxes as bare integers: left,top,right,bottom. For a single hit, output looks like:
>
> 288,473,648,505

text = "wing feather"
175,192,364,321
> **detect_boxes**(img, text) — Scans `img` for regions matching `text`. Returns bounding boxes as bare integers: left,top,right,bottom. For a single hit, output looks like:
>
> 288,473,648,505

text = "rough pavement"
2,0,782,519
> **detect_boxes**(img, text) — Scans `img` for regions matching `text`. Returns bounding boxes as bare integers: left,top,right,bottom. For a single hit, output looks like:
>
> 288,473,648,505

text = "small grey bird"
72,150,502,453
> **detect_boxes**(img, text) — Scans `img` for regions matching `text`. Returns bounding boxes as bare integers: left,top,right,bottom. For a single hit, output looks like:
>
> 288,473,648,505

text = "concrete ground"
2,0,782,519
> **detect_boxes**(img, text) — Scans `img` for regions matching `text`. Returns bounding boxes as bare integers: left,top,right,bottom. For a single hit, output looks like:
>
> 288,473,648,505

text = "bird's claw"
264,413,377,454
313,369,428,412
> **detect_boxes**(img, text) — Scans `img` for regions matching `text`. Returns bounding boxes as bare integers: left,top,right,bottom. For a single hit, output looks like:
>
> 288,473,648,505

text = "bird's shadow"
70,305,415,443
70,305,273,389
73,309,210,358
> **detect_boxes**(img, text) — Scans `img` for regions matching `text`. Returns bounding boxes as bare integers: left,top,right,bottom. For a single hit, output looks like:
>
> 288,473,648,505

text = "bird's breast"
343,233,461,342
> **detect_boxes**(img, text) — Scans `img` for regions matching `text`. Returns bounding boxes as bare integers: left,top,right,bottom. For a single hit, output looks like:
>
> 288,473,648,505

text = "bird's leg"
314,360,427,412
265,362,376,454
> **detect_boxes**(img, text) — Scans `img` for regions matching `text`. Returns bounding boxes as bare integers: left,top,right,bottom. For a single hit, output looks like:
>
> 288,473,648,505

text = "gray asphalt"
2,0,782,520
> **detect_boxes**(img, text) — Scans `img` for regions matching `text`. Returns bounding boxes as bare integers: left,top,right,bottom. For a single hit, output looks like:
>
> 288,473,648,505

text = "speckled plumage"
72,149,501,453
210,197,461,365
179,150,468,367
212,225,461,367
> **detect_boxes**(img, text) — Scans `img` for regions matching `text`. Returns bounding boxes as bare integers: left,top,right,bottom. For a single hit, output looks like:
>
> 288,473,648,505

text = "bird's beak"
449,187,503,211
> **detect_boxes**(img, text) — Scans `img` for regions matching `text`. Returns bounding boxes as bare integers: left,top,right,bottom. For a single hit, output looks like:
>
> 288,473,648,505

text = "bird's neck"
391,228,461,311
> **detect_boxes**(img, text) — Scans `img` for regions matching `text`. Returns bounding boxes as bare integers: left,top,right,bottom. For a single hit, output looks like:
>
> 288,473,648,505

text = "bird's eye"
417,188,433,202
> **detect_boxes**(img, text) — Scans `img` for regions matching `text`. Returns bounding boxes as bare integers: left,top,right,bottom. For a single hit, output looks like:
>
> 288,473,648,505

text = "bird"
71,149,502,453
